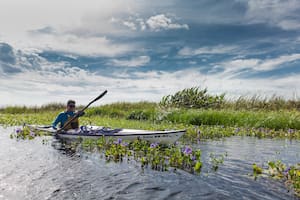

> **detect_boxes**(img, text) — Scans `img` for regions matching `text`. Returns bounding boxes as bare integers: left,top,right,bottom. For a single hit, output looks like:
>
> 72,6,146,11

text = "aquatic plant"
253,161,300,197
209,153,226,171
10,126,37,140
80,138,203,174
252,163,263,177
184,125,300,143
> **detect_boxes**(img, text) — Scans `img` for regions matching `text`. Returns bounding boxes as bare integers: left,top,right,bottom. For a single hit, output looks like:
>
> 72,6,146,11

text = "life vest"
63,113,79,130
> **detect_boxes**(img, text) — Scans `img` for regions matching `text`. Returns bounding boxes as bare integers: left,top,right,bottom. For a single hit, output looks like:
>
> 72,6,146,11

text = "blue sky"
1,0,300,106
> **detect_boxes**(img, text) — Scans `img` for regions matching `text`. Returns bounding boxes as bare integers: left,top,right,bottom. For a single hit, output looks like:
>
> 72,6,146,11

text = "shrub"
160,87,225,109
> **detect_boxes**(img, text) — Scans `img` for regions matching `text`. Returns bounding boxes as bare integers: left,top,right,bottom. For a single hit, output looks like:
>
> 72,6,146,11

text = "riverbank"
1,101,300,141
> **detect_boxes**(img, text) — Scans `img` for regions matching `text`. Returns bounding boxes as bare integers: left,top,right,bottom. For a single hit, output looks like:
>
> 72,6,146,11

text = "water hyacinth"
183,146,192,155
10,126,46,140
284,167,291,176
30,131,35,137
114,138,122,145
79,138,203,174
253,161,300,198
15,128,21,134
121,142,129,147
150,142,158,148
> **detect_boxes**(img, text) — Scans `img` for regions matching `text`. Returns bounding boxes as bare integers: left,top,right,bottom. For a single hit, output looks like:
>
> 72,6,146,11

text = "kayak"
28,125,185,144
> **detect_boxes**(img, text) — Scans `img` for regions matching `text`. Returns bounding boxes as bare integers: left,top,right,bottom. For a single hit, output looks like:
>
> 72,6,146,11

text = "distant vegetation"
1,87,300,130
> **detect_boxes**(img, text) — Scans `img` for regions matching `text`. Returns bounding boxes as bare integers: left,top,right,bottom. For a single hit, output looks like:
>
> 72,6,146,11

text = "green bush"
160,87,225,109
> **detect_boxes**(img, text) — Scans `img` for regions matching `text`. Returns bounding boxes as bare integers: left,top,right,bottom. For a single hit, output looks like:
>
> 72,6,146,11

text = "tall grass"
224,95,300,111
86,101,157,120
164,109,300,130
160,87,300,111
0,103,65,114
1,88,300,130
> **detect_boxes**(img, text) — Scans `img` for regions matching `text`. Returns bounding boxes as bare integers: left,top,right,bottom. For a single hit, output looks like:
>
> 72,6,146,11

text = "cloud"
112,14,189,32
218,53,300,75
1,48,300,106
1,0,300,106
245,0,300,30
0,43,16,64
109,56,150,67
178,45,238,57
24,32,135,57
123,21,137,30
146,14,189,31
29,26,56,35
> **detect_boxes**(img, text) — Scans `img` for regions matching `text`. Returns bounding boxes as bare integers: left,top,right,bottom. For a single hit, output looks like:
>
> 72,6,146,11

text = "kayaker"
52,100,84,130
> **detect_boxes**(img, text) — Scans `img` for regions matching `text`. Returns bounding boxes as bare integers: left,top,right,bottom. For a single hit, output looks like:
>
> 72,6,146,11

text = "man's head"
66,100,76,111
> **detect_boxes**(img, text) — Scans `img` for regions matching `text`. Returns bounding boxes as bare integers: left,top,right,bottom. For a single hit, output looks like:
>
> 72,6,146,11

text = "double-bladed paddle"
57,90,108,133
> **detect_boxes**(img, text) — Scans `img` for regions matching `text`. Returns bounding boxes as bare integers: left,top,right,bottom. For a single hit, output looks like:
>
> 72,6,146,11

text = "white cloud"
2,43,300,106
219,53,300,75
1,61,300,106
5,33,135,57
0,0,143,57
112,14,189,32
178,45,238,56
110,56,150,67
277,20,300,30
245,0,300,30
123,21,137,30
146,14,189,31
0,0,140,35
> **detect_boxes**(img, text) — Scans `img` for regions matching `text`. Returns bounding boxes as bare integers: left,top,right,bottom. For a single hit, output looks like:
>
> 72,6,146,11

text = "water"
1,126,299,200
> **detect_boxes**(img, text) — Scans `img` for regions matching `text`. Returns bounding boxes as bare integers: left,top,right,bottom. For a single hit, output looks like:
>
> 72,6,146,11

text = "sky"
1,0,300,106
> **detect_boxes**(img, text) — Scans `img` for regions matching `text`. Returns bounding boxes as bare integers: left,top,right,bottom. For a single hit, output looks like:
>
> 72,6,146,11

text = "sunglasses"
68,104,75,108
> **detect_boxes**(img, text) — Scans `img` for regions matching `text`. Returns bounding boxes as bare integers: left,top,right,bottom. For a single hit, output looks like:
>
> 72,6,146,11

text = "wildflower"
288,129,294,134
114,138,122,145
117,138,122,144
121,142,128,147
190,155,196,161
183,146,192,155
284,167,291,176
150,142,158,148
197,130,201,135
15,128,21,134
30,132,35,137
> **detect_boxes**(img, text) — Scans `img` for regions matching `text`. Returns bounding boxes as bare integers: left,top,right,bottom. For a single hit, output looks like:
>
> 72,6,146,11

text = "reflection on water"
0,127,299,200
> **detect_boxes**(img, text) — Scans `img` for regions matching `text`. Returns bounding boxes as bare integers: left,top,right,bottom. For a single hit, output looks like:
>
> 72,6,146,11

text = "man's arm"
52,113,63,129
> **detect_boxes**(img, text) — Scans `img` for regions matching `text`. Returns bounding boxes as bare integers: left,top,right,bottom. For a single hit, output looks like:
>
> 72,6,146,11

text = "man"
52,100,84,130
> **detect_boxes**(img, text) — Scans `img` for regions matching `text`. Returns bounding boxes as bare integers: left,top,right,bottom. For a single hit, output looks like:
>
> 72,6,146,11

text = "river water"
0,126,299,200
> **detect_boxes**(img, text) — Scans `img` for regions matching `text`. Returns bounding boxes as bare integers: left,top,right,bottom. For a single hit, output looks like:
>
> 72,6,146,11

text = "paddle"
57,90,108,133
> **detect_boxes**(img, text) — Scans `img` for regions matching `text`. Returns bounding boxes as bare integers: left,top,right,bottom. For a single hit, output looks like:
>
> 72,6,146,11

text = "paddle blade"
94,90,108,102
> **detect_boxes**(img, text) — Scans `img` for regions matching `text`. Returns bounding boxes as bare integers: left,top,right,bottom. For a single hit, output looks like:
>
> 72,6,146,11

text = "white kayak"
28,125,185,144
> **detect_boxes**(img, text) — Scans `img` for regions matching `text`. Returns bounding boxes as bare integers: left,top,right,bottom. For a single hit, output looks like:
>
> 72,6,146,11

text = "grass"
0,89,300,140
165,109,300,130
